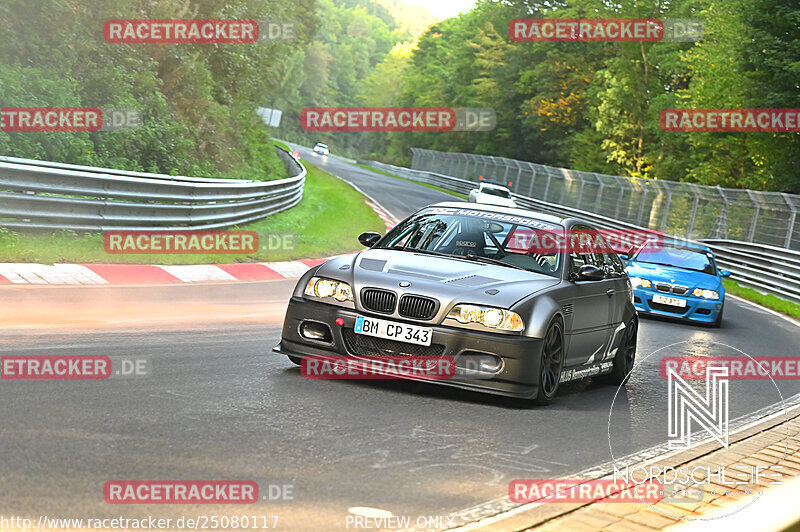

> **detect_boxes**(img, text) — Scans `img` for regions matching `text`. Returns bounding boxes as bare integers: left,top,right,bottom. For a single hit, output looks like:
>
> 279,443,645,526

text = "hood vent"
359,258,387,272
445,275,500,287
386,269,443,281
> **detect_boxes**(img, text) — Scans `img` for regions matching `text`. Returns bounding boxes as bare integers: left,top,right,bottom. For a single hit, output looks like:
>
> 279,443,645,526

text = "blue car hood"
625,261,722,291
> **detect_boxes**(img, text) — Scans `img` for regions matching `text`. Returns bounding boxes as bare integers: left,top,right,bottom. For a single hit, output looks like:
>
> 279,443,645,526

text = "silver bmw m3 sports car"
274,202,638,405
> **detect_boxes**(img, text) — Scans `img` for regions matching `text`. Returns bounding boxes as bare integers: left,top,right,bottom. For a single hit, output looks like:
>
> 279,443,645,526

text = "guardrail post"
543,171,553,202
637,183,649,227
661,188,673,231
526,163,536,197
559,170,568,205
595,179,604,213
686,184,700,239
575,177,586,209
746,189,761,242
783,193,797,248
613,177,627,222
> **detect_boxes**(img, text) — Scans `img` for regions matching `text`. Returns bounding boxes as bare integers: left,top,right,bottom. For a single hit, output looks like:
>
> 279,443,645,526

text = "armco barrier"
0,147,305,232
410,147,800,252
361,160,800,304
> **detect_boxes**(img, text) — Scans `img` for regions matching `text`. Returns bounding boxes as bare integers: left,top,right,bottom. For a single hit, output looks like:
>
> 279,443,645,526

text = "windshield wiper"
460,253,528,271
635,260,704,273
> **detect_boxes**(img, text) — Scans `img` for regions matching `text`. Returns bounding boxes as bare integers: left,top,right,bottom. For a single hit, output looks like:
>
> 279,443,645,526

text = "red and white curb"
365,200,396,232
0,200,399,286
0,259,334,286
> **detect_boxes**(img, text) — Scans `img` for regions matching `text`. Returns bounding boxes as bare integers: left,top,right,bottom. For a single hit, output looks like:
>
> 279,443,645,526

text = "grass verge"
354,163,468,200
0,160,383,265
273,140,291,152
724,279,800,320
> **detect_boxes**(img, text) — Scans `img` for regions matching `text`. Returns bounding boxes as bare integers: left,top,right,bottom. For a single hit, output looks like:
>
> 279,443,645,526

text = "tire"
534,317,565,406
710,302,724,328
288,355,303,366
604,318,638,386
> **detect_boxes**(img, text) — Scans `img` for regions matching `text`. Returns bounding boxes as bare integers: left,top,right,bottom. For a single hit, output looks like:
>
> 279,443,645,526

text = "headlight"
692,288,719,300
304,277,354,302
629,277,651,289
447,304,524,332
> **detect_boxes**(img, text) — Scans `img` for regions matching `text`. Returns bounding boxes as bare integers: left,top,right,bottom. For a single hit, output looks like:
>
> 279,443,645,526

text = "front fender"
515,295,562,339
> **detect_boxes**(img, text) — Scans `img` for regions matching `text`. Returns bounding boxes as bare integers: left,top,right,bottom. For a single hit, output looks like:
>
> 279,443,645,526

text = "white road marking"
156,265,237,283
262,261,311,279
54,264,108,285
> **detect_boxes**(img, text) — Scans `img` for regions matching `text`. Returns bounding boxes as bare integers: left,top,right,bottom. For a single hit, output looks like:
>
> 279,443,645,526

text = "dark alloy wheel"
604,319,637,385
534,317,565,406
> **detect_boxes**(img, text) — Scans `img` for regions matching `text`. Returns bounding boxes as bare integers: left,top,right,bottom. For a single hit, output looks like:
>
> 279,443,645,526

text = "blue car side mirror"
720,269,731,278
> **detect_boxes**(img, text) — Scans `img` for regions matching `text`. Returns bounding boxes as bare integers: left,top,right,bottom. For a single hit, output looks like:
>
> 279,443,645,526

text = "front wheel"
604,319,637,386
710,302,724,328
534,317,565,406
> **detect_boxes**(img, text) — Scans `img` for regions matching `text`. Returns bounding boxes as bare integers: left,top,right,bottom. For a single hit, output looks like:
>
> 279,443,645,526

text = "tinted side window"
604,252,625,277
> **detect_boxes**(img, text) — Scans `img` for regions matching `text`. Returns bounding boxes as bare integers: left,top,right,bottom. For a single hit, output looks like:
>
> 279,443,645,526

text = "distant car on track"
274,202,638,405
625,240,730,327
468,182,517,208
312,142,330,156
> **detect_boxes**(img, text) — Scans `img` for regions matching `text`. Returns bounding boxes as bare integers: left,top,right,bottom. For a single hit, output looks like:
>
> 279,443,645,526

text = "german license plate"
653,294,687,307
354,316,432,346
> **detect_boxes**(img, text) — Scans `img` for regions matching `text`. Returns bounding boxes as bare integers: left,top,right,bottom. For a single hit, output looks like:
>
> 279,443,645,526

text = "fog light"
300,321,332,342
457,352,503,374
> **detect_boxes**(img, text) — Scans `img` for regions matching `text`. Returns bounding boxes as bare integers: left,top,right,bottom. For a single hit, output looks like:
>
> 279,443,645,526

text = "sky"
401,0,478,20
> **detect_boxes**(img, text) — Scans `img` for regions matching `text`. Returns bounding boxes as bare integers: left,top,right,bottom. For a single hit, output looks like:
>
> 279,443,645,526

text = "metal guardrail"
0,147,306,232
410,147,800,252
700,240,800,305
361,160,800,304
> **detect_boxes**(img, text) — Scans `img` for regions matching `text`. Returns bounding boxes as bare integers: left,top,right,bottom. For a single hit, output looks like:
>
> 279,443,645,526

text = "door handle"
606,289,616,296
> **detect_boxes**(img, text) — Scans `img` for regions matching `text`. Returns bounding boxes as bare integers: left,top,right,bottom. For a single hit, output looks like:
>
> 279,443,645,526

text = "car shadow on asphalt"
281,365,621,410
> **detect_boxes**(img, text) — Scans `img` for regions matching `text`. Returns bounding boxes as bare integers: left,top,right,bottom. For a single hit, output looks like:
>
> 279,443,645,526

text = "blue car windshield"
634,245,716,274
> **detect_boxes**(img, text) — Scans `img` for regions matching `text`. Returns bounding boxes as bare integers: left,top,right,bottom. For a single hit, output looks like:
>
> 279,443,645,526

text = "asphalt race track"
3,148,800,531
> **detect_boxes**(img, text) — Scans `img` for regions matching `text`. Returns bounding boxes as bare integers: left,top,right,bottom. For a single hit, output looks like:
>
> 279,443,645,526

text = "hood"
625,261,721,290
316,248,559,312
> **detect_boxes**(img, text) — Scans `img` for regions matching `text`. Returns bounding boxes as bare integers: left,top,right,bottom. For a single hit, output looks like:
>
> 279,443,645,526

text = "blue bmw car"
624,240,731,327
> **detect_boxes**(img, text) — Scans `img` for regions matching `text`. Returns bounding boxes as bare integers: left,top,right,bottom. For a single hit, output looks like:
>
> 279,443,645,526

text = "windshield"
481,186,512,199
376,208,562,277
634,245,717,274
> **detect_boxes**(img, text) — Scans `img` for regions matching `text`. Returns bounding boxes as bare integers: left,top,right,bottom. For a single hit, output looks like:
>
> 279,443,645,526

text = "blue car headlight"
692,288,720,300
629,277,651,289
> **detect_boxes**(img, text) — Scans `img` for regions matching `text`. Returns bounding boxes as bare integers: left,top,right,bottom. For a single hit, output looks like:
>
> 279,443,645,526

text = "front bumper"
632,288,722,324
274,297,544,399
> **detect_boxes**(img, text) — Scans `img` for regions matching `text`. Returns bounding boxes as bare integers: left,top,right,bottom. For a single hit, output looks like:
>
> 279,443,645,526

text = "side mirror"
358,232,382,248
572,264,606,282
720,269,731,278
